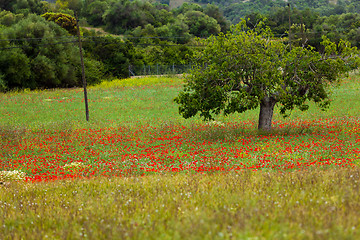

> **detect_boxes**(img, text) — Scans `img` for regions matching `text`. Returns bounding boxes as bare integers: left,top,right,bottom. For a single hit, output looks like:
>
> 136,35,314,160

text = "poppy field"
0,116,359,182
1,74,360,239
0,75,359,182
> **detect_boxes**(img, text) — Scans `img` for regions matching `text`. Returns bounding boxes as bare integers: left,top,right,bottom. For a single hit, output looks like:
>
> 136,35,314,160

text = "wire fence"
129,64,192,77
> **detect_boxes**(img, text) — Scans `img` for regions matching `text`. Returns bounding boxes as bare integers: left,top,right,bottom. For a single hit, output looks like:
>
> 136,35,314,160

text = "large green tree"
204,4,229,33
0,13,103,91
174,21,359,131
82,35,142,78
41,12,77,35
83,0,109,26
183,10,221,37
103,0,170,34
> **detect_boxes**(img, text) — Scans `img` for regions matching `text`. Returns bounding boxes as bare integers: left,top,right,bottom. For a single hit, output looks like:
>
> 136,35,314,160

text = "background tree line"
244,7,360,51
192,0,360,22
1,0,359,92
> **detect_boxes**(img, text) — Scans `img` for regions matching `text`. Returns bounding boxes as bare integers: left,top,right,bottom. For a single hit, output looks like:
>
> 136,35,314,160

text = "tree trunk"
258,96,276,131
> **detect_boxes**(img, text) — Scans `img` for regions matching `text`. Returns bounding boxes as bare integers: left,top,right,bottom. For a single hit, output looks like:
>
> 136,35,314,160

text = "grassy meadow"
0,73,360,239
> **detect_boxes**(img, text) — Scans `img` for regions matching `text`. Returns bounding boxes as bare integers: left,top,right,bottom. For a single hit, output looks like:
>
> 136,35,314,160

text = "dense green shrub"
82,35,143,78
0,13,104,91
0,0,48,15
41,12,77,35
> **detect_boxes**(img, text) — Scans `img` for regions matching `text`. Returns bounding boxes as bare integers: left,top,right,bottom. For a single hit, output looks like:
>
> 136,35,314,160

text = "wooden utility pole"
75,12,89,121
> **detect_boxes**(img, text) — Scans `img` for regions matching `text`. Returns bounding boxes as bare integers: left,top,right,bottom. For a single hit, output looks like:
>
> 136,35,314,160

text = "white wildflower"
63,162,86,169
0,170,26,181
205,120,225,127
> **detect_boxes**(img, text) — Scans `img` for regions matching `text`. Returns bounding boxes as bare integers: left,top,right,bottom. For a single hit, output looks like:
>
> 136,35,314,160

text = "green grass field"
0,73,360,239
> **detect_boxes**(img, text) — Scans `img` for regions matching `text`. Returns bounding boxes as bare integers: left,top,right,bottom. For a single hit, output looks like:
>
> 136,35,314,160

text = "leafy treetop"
174,20,359,131
41,12,77,35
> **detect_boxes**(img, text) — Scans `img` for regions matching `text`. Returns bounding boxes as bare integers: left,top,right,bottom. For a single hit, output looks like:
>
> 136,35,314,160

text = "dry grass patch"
1,169,360,239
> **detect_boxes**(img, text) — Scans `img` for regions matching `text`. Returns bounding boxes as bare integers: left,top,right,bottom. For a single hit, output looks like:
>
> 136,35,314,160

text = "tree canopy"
0,13,104,91
41,12,77,35
174,21,359,131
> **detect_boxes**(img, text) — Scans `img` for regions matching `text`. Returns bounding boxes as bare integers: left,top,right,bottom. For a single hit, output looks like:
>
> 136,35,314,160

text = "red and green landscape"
1,75,359,239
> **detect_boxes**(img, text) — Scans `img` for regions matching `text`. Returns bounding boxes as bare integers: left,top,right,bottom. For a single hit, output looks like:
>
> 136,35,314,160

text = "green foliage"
81,57,106,85
41,12,77,35
157,18,192,44
0,49,31,90
83,0,109,26
171,2,203,15
314,13,360,49
30,54,59,87
174,21,359,130
266,8,319,35
183,10,221,37
103,0,171,34
0,0,48,15
204,4,230,33
0,13,105,91
82,35,143,78
97,0,225,39
244,7,360,50
221,0,288,23
0,73,6,92
5,0,360,89
55,0,83,13
192,0,359,23
0,10,24,26
2,14,79,88
128,23,193,65
0,0,14,11
135,41,193,65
